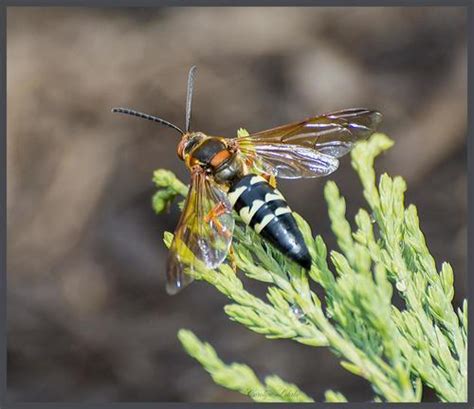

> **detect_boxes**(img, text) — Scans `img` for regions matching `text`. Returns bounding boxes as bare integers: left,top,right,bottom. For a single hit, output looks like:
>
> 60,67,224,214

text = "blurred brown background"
7,7,466,402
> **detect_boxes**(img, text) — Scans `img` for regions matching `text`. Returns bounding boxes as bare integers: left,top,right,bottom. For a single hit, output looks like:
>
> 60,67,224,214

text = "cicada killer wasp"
112,66,382,294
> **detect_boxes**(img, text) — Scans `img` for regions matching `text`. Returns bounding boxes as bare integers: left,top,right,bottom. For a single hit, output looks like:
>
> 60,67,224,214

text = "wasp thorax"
213,153,244,184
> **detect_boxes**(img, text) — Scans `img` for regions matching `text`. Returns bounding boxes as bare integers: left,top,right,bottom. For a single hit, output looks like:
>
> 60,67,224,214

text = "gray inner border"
2,1,474,6
0,1,471,408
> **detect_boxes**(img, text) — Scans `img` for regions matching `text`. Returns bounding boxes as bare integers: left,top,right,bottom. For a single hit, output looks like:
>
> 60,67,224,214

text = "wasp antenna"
112,107,184,135
185,65,197,133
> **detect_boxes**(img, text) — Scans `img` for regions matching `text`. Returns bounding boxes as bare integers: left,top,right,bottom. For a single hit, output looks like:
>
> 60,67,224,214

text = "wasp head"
177,132,207,162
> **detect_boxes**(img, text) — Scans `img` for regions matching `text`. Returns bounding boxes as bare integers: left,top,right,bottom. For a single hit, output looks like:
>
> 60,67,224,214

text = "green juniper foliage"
152,133,467,402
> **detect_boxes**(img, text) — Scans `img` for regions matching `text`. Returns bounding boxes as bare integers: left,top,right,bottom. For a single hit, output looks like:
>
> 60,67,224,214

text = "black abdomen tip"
259,212,313,271
293,249,312,270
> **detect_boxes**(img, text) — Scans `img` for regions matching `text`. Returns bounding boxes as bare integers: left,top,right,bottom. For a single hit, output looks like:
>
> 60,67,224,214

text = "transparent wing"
166,169,234,295
238,108,382,178
242,143,339,179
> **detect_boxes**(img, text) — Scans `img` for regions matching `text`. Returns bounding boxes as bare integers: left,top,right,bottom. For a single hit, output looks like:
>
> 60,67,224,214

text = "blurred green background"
7,7,466,402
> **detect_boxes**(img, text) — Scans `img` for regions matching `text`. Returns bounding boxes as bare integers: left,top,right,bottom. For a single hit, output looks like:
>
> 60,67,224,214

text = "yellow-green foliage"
153,134,467,402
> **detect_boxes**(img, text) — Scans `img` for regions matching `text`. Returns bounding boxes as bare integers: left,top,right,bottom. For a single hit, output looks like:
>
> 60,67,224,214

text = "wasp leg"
228,244,237,273
269,175,277,189
261,173,277,188
204,202,227,222
204,202,232,238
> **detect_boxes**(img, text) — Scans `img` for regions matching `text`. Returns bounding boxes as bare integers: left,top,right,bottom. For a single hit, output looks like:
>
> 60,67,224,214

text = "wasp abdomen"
228,174,312,270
